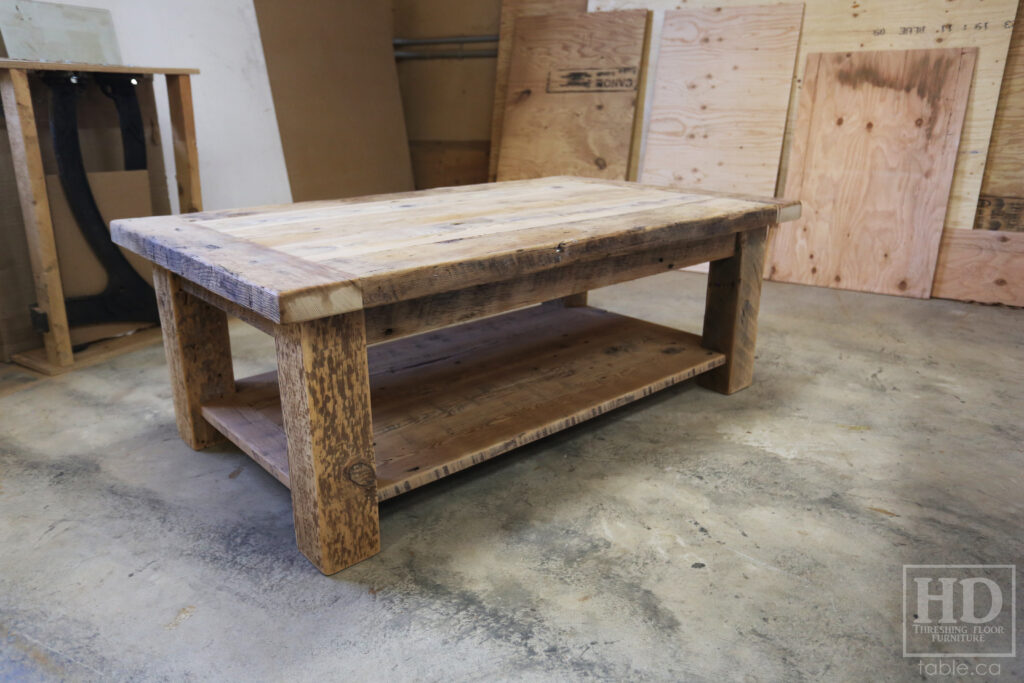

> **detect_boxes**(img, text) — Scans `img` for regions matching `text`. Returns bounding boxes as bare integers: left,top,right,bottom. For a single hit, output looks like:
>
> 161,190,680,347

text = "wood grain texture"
202,305,725,500
488,0,586,181
274,312,379,575
183,231,734,343
976,11,1024,230
0,68,73,368
592,0,1020,235
166,74,202,213
253,0,413,201
0,59,197,75
112,177,796,323
698,227,767,394
931,228,1024,305
496,11,650,181
769,49,976,298
152,267,235,449
642,5,802,195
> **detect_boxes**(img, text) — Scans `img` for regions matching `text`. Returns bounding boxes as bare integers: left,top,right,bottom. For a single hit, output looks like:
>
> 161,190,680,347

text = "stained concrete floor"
0,271,1021,681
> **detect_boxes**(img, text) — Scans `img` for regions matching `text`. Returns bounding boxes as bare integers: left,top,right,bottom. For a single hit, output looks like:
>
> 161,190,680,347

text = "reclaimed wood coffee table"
112,177,799,574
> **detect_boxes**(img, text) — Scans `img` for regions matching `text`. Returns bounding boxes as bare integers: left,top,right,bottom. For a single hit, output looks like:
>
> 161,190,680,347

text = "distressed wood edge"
111,216,365,323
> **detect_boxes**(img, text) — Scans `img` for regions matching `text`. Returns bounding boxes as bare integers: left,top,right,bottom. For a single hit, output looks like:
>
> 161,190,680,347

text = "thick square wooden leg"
153,267,235,448
275,311,380,574
698,227,768,395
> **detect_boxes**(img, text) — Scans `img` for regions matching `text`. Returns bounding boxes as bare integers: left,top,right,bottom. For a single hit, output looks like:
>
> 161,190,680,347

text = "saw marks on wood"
496,10,651,181
641,5,803,195
770,48,976,298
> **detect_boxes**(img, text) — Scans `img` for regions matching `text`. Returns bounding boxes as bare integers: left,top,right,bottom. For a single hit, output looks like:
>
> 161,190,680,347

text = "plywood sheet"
591,0,1020,235
642,5,802,195
932,228,1024,305
488,0,587,181
253,0,413,201
0,0,121,64
496,11,650,181
975,12,1024,230
769,49,976,299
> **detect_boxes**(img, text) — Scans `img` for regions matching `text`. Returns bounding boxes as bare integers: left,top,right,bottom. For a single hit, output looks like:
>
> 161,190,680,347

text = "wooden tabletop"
112,177,799,324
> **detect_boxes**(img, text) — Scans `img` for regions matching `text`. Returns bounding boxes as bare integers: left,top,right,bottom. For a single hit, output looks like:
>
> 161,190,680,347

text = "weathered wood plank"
769,49,976,298
112,177,797,321
274,311,379,574
152,267,235,449
361,232,734,341
200,306,725,501
699,227,767,394
0,68,73,368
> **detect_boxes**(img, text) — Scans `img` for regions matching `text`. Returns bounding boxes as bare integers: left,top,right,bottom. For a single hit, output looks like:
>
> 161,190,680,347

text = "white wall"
60,0,292,211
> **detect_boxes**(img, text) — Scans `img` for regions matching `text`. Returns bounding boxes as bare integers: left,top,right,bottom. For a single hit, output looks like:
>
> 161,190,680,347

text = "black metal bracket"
43,72,158,328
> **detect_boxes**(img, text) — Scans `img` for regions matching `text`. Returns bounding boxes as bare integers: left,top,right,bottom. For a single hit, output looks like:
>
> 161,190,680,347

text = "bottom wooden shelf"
202,305,724,501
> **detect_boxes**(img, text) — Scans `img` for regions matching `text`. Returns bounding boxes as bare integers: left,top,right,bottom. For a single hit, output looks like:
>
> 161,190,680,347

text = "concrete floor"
0,271,1021,681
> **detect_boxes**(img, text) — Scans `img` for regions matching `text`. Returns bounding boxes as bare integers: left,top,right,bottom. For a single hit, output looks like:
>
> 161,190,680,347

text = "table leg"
153,267,235,448
698,227,767,395
275,311,379,574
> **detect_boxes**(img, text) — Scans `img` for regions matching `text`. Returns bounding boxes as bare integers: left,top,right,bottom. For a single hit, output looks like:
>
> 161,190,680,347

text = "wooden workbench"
112,176,800,574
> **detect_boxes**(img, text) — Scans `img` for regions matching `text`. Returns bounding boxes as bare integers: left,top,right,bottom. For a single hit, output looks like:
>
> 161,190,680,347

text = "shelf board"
201,305,724,501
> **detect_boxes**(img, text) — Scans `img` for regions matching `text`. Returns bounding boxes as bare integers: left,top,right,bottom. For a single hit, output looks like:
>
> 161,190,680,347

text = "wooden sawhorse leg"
275,312,380,574
698,227,768,395
153,267,235,448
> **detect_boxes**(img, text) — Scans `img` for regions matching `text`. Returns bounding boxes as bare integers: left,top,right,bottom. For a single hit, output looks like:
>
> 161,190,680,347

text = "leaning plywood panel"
488,0,587,181
0,0,121,64
769,49,976,298
642,5,802,195
932,229,1024,305
591,0,1020,235
253,0,413,201
975,14,1024,231
496,11,650,181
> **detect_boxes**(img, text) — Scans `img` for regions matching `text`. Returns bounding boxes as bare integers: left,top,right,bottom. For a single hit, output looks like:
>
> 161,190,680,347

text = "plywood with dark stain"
769,49,976,298
495,11,650,181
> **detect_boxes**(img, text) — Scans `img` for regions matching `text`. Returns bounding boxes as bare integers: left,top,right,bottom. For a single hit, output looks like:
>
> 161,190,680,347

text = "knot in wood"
347,462,376,488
